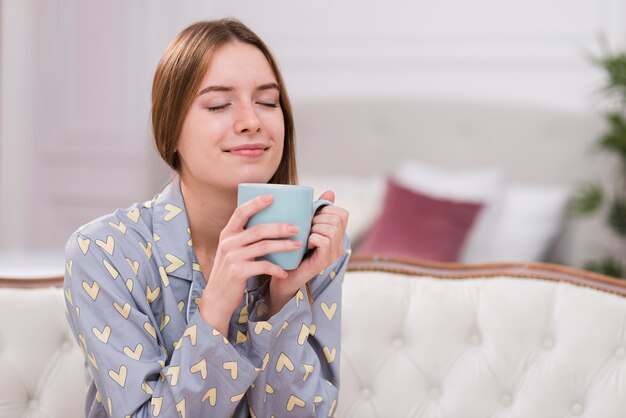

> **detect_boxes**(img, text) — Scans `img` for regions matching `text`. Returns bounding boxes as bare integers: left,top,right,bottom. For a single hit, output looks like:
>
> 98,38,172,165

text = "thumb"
318,190,335,203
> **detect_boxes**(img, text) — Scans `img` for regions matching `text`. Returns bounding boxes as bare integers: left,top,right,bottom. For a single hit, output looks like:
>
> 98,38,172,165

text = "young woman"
64,18,350,418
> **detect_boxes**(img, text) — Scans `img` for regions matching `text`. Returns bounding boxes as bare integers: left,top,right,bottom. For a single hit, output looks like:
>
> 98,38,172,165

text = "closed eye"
257,102,279,108
207,104,230,112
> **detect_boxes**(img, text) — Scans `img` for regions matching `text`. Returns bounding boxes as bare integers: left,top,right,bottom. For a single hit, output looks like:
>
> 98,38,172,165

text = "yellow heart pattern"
142,381,153,395
146,285,161,304
164,365,180,386
164,253,185,273
113,302,131,319
127,207,140,223
95,235,115,255
151,397,163,416
158,266,170,287
190,358,207,379
230,393,244,403
276,352,294,373
92,325,111,344
303,364,314,382
254,321,272,335
323,346,337,364
286,395,305,412
108,220,127,235
139,241,152,259
123,344,143,360
223,361,238,379
175,399,186,418
321,302,337,321
125,278,134,292
102,259,119,279
125,258,139,276
77,236,90,255
202,387,217,406
144,322,156,339
164,203,183,221
108,365,127,387
82,281,100,301
160,314,170,331
88,352,99,370
298,324,310,345
183,324,197,346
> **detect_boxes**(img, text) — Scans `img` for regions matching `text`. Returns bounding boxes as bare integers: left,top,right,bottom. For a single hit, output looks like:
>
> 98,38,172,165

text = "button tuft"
29,399,39,409
360,387,372,400
501,394,512,406
392,337,404,349
469,334,480,345
571,403,583,415
543,338,553,349
428,386,440,399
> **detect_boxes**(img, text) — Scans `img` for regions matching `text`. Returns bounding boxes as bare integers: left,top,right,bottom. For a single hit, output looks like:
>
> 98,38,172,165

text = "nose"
234,103,261,134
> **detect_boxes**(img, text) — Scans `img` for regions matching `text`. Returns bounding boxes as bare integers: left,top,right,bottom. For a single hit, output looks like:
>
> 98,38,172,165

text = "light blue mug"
237,183,333,270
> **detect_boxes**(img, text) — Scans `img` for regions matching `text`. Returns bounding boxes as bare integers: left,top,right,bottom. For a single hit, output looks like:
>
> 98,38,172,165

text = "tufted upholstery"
1,258,625,418
0,283,86,417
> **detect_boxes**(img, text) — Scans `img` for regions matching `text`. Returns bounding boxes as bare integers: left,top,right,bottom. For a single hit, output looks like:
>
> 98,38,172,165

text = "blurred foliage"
572,47,626,279
568,183,603,215
585,257,625,279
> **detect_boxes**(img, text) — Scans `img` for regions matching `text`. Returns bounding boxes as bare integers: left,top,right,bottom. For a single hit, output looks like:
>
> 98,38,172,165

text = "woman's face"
177,41,285,191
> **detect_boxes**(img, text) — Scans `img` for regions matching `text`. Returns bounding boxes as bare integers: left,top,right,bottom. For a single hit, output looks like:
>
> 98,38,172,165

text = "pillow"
486,182,571,262
393,160,505,263
355,178,483,262
298,174,386,244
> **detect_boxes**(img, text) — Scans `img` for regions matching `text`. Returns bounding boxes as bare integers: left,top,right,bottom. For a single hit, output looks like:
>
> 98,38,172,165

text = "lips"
225,143,269,152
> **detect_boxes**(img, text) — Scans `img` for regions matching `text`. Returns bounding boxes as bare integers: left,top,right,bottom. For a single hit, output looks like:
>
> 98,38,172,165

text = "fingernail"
293,240,302,247
288,225,299,233
262,194,273,202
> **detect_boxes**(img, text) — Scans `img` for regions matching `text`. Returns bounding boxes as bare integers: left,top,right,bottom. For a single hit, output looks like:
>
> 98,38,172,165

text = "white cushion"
338,270,626,418
486,182,571,262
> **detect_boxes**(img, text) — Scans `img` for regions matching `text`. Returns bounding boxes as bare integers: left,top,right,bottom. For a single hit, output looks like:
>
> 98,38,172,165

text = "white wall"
0,0,624,253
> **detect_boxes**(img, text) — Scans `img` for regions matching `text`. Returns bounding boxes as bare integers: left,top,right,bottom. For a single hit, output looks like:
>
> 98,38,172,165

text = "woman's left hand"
268,190,348,314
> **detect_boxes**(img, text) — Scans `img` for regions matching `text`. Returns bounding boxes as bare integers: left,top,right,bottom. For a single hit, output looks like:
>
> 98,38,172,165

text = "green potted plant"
569,48,626,279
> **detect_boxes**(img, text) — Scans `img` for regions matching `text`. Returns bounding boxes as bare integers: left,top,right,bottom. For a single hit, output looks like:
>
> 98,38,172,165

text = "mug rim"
238,183,313,190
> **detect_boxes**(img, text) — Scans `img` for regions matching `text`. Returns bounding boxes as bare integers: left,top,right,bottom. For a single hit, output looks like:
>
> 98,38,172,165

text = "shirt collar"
152,175,196,282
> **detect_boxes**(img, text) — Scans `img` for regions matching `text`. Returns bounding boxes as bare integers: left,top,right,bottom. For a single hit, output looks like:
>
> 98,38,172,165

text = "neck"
179,174,237,260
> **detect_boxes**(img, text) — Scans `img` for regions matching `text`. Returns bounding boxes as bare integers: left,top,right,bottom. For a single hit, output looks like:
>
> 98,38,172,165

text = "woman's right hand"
198,194,301,335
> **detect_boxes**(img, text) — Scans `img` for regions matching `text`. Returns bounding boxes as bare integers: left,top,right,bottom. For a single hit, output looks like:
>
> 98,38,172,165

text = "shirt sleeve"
63,231,267,418
244,235,352,417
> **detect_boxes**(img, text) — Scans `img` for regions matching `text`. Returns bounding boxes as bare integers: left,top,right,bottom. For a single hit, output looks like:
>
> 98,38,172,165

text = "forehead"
200,41,277,88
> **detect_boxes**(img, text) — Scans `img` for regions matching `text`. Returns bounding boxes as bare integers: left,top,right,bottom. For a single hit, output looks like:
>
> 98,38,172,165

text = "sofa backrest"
1,259,624,418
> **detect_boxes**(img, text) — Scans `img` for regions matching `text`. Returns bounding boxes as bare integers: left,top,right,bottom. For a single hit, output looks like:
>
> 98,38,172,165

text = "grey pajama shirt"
63,176,351,418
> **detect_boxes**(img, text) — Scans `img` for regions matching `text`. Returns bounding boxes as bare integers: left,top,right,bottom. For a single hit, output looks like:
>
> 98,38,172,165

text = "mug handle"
302,199,334,261
312,199,333,214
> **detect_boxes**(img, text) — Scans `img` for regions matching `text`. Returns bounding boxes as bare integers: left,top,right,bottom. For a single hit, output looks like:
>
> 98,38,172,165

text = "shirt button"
428,387,440,399
360,387,372,400
615,347,625,358
392,337,404,349
571,403,583,415
501,394,512,406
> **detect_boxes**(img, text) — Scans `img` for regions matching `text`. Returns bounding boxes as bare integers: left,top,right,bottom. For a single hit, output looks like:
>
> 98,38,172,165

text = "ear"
318,190,335,203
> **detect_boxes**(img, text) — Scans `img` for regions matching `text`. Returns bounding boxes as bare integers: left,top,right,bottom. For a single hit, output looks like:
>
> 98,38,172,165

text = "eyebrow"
197,82,280,97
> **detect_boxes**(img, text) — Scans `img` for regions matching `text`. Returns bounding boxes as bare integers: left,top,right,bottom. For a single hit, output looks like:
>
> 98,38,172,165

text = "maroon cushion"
356,178,483,262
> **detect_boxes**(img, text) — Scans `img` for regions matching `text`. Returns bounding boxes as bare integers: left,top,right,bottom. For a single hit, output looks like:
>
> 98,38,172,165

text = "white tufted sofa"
1,257,626,418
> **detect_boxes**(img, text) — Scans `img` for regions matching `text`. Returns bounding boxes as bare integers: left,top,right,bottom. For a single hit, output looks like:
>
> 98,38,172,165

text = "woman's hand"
268,191,349,315
199,194,301,336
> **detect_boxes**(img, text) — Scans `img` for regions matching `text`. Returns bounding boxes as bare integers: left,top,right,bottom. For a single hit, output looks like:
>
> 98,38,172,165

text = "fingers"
235,237,302,261
313,206,349,232
238,222,299,247
224,194,273,233
232,260,289,280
